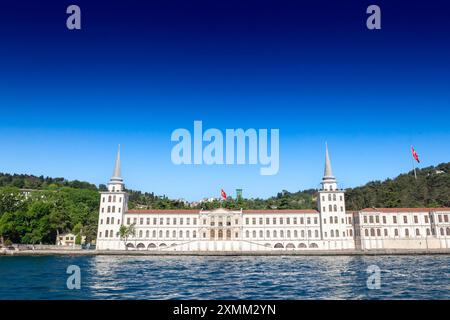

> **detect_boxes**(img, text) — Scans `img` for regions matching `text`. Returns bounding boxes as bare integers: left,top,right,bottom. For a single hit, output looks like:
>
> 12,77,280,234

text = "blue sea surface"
0,255,449,299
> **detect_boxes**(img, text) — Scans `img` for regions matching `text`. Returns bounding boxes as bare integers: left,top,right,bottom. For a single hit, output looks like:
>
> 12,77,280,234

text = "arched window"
426,228,430,236
107,206,111,213
193,231,197,238
259,230,263,238
370,228,375,236
146,230,149,237
266,230,270,238
334,216,338,223
186,231,190,238
394,229,398,236
139,230,142,238
287,230,291,238
364,229,369,236
246,230,250,238
328,194,331,201
280,230,284,238
329,217,333,224
333,194,336,201
159,230,163,238
105,230,109,237
447,228,450,236
333,205,337,212
173,230,176,238
273,230,277,238
166,230,170,238
108,195,112,202
405,229,410,237
440,228,444,236
301,230,305,238
308,230,312,238
226,230,231,239
252,230,256,238
113,195,116,202
110,230,113,238
336,230,339,237
112,206,115,213
330,230,334,237
315,230,319,238
329,205,332,212
274,243,284,249
376,229,381,236
294,230,298,238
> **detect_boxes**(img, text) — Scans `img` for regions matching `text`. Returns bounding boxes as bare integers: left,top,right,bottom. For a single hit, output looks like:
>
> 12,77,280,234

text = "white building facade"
96,145,450,251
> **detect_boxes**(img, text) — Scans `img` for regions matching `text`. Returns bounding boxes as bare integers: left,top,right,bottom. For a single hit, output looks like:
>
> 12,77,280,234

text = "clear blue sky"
0,0,449,200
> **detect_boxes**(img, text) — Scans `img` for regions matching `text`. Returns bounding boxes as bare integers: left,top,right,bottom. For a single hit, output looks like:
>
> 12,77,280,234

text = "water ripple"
0,255,449,299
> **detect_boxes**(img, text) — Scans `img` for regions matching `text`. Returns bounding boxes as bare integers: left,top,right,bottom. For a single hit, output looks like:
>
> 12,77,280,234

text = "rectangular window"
382,216,386,224
193,218,197,225
173,218,177,225
438,215,442,223
375,216,379,223
286,218,290,225
369,216,374,223
246,218,249,225
133,218,137,224
403,216,408,224
153,218,157,225
307,217,311,225
252,218,256,225
425,216,429,223
445,215,449,223
414,216,418,224
180,218,183,225
160,218,163,225
166,218,170,225
273,218,276,225
186,218,190,225
363,216,367,224
300,217,304,224
293,218,297,224
127,218,130,225
266,218,270,225
393,216,397,224
259,218,263,225
314,217,318,224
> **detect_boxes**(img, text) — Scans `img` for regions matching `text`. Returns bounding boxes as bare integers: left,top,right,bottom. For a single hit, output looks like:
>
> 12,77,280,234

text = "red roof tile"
360,207,450,213
126,209,319,214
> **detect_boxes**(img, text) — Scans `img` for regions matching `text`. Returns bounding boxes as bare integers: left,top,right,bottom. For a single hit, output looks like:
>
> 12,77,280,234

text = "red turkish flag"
221,189,227,200
411,146,420,163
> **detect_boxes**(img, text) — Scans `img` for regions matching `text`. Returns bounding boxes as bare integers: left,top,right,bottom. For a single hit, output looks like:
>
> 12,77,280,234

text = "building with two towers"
96,145,450,251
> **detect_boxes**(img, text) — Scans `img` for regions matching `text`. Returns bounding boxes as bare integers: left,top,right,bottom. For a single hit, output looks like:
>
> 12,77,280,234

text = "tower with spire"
96,145,129,250
317,143,353,247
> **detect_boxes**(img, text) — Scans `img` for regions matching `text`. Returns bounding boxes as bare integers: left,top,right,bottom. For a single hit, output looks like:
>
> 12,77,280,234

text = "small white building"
56,233,85,246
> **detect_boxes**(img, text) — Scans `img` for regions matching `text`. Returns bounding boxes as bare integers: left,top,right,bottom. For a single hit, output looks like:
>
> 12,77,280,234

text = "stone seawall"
2,248,450,256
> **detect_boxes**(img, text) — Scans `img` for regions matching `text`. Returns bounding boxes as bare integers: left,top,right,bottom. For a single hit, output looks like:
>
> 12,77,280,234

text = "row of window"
322,205,344,213
323,216,352,224
245,229,321,239
102,195,123,203
245,216,319,225
363,214,450,225
321,194,343,202
363,227,450,237
100,217,120,225
101,206,122,214
126,217,199,226
101,229,199,239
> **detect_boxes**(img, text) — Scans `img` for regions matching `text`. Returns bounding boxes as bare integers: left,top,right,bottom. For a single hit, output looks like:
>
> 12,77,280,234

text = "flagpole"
411,145,417,180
